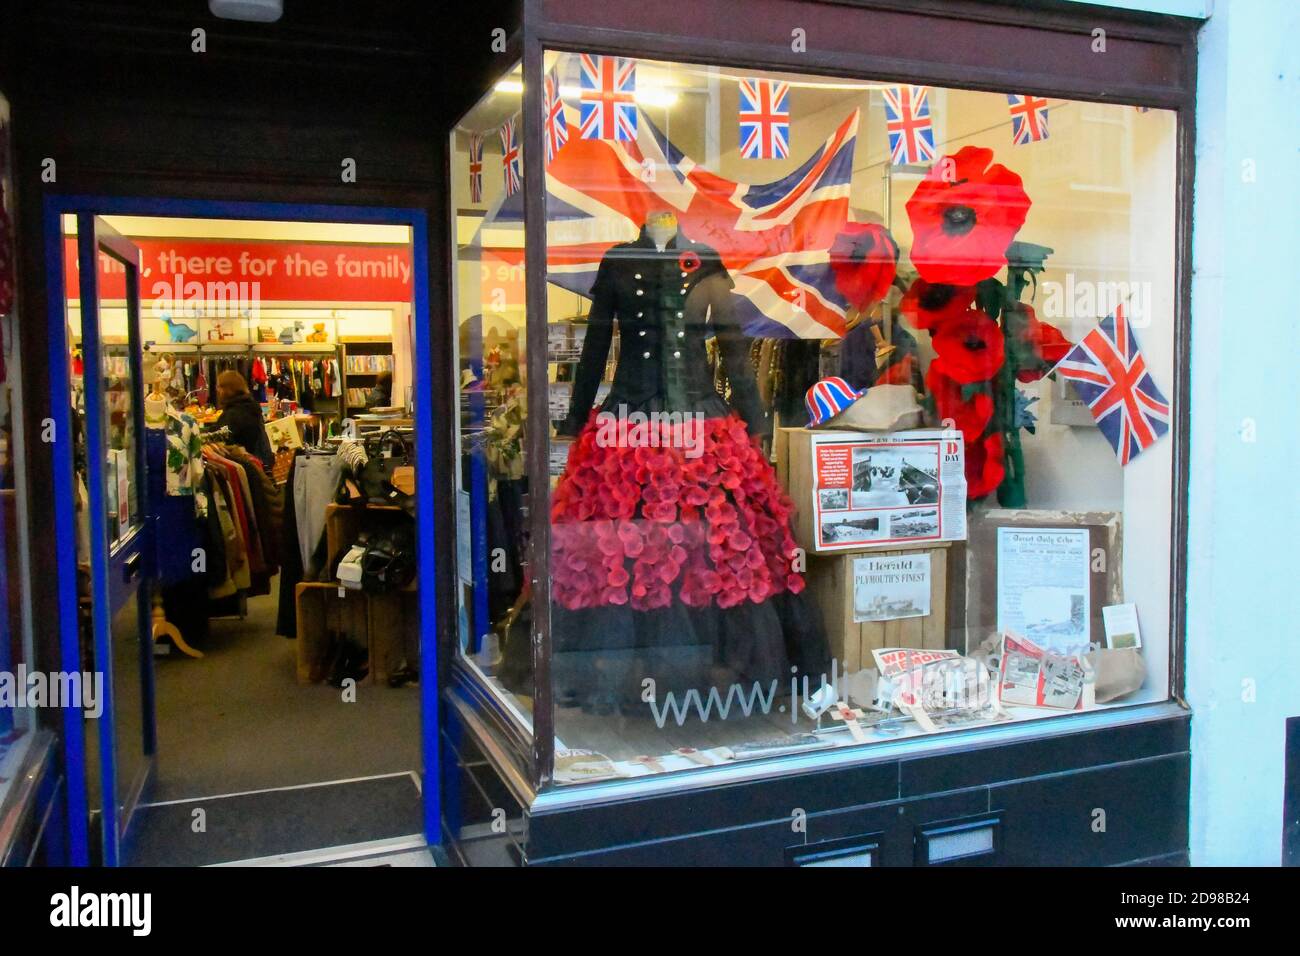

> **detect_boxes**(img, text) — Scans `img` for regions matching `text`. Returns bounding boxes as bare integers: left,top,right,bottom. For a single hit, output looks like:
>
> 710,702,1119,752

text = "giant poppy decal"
905,145,1031,286
930,309,1005,384
829,222,899,312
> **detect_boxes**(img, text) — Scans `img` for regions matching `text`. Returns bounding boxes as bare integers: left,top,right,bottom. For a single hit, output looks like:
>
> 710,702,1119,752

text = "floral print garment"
165,410,208,518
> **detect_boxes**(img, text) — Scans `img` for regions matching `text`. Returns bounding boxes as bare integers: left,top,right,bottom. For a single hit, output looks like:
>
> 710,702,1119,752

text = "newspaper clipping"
995,527,1091,655
997,633,1086,710
810,431,966,551
853,553,931,622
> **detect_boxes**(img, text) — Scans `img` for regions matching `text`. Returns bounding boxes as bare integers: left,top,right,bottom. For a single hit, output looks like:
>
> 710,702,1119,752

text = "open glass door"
74,214,156,865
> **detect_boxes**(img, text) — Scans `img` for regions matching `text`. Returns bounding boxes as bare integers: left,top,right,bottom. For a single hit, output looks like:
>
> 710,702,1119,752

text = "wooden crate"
805,544,949,674
294,582,369,684
366,589,418,684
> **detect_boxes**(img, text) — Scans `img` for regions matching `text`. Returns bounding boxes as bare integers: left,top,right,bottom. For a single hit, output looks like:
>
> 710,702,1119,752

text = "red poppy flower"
930,310,1005,384
926,364,994,446
829,222,899,311
899,279,975,331
966,431,1006,500
678,250,701,273
905,146,1031,286
1005,303,1072,382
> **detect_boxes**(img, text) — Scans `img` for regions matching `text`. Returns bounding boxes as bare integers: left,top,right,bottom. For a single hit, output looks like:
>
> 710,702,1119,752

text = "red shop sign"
65,237,413,303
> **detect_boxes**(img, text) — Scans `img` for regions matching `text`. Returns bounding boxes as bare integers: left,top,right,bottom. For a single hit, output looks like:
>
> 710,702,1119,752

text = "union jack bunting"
1007,93,1050,145
882,86,935,165
739,78,791,159
578,54,637,141
543,65,569,163
499,114,522,196
1053,305,1171,465
468,133,484,203
488,108,861,339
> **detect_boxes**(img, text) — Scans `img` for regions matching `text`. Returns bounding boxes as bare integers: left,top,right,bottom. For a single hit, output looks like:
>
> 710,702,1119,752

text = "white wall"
1186,0,1300,865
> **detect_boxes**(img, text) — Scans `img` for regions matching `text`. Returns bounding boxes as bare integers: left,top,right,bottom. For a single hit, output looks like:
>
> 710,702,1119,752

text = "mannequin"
645,208,677,250
145,354,171,429
551,213,830,710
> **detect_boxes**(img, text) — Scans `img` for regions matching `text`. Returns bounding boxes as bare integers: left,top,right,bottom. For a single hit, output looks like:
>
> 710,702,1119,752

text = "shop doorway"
46,196,439,866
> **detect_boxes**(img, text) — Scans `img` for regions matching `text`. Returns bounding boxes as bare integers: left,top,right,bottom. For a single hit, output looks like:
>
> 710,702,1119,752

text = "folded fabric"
821,383,922,432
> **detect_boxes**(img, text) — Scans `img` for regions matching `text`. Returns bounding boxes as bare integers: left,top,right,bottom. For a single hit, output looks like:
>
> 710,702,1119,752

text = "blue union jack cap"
805,377,865,427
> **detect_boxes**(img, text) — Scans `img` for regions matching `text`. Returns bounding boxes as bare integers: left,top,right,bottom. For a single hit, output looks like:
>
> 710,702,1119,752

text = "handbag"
359,524,417,593
358,429,414,508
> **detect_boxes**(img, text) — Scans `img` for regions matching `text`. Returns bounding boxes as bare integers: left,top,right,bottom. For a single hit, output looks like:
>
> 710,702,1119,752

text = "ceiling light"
209,0,284,22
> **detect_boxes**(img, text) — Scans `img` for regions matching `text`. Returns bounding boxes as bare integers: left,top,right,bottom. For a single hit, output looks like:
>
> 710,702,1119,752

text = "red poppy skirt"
551,412,806,613
548,411,831,694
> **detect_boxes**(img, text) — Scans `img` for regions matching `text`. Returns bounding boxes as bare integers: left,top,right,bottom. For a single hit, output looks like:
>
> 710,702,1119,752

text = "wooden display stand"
294,502,417,684
805,543,951,674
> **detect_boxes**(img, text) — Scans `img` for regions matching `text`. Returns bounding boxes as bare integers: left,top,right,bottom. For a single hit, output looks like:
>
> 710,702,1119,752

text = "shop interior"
65,215,424,864
450,55,1178,784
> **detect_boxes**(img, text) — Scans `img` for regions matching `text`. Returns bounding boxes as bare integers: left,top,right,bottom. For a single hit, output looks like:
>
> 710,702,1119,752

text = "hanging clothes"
250,357,268,402
163,408,208,518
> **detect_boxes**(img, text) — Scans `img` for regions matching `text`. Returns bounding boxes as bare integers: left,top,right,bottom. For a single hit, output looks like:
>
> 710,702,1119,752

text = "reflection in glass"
449,50,1179,786
449,67,533,728
98,250,141,549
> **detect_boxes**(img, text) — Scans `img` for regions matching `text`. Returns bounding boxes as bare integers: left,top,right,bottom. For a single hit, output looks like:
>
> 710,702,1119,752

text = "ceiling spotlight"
209,0,284,23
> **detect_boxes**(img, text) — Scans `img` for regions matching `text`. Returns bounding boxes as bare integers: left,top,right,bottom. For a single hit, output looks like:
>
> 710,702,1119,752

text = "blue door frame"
75,215,158,866
43,195,441,865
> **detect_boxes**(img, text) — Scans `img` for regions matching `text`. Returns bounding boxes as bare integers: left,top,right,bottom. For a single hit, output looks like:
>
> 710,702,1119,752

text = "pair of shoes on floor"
327,635,369,687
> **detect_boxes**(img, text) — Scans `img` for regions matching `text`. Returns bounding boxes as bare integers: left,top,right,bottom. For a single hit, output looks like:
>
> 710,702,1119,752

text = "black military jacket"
558,227,765,436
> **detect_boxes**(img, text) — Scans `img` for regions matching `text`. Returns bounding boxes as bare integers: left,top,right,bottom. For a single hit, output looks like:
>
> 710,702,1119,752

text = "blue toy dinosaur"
162,314,198,343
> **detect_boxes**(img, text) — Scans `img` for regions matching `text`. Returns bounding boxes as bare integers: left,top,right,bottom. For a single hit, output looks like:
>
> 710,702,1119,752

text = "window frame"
448,0,1200,799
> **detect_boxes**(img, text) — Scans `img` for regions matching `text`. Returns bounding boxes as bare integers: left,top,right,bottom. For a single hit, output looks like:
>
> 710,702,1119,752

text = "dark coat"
213,394,276,471
558,228,766,436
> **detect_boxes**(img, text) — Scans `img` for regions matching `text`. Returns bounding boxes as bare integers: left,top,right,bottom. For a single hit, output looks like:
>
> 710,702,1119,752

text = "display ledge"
0,729,56,866
522,697,1190,814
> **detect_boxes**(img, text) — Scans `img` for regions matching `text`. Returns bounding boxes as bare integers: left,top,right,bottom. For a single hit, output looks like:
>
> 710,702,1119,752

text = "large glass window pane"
536,52,1177,783
449,66,533,735
0,94,31,769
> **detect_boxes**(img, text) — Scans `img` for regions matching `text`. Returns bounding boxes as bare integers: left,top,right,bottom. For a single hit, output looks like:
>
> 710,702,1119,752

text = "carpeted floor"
149,582,421,804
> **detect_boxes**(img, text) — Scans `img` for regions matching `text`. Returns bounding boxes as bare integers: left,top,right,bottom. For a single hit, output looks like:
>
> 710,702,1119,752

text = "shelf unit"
341,336,395,414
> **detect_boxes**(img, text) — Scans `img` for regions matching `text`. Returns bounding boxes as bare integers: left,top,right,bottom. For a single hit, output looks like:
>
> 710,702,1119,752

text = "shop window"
449,66,533,740
0,93,33,787
452,51,1178,786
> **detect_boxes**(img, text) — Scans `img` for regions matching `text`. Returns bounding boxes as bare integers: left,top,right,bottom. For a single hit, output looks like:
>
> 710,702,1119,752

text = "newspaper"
996,528,1091,655
869,647,1004,732
808,430,966,551
997,633,1086,710
853,552,931,622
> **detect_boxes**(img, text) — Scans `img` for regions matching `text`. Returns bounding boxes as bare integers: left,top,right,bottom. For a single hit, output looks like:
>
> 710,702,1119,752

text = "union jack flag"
499,114,522,196
578,54,637,142
1007,93,1049,145
882,86,935,165
468,133,484,203
485,108,861,338
543,66,569,163
739,78,790,159
1053,305,1170,465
